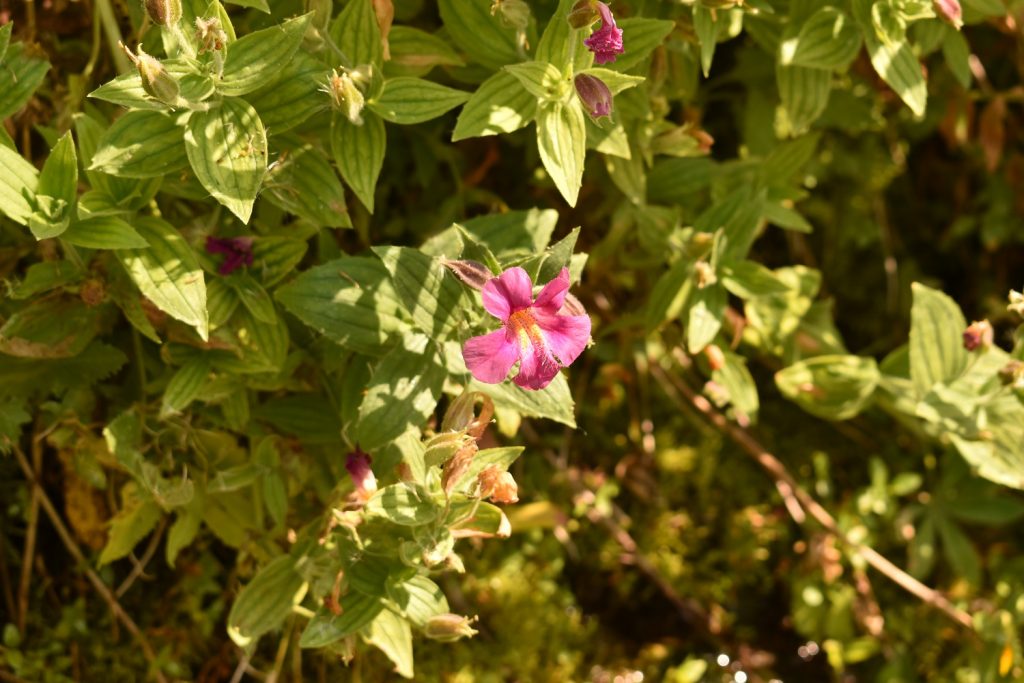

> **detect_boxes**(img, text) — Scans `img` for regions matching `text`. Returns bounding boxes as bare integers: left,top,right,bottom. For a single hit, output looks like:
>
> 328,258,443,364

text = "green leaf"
165,504,202,566
0,43,49,120
228,555,307,646
936,515,981,586
386,26,465,77
365,484,438,526
780,7,862,70
160,358,210,418
373,246,465,340
185,97,267,223
251,237,308,288
368,77,470,125
909,282,968,395
536,99,587,206
452,70,536,141
88,59,214,111
646,258,694,331
504,61,566,101
693,5,718,77
469,372,577,428
853,0,926,116
38,131,77,207
609,18,675,73
0,23,11,60
438,0,521,70
225,274,276,323
720,260,790,299
300,593,383,649
99,484,162,565
330,0,382,66
577,68,645,95
275,257,407,355
941,27,971,89
63,216,149,250
777,63,832,135
0,297,99,359
760,133,820,184
117,216,209,341
0,143,39,225
265,140,349,228
331,112,386,212
449,446,523,494
386,575,449,627
90,110,189,178
218,14,311,97
244,52,326,133
775,355,880,420
364,609,414,679
713,349,760,423
687,284,726,353
225,0,269,11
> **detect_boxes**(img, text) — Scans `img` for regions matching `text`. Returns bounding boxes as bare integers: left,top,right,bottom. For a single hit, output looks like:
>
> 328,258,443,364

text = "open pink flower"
346,446,377,497
462,267,591,391
583,2,624,65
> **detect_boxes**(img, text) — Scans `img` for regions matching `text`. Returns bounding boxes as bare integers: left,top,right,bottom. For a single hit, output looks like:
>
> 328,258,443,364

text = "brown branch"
649,360,976,632
116,517,168,598
16,437,42,634
12,444,169,683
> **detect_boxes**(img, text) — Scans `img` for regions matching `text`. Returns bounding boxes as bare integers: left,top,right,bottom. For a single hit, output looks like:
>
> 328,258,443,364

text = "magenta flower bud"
205,236,254,275
934,0,963,28
144,0,182,26
345,447,377,496
462,267,591,391
574,73,613,119
962,320,993,351
583,2,624,65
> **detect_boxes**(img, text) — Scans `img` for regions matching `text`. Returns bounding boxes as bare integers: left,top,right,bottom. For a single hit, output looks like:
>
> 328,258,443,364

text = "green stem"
96,0,132,73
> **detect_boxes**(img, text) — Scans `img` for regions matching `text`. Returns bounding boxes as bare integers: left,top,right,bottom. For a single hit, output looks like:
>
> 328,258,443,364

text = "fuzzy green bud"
122,43,180,106
325,67,369,124
424,614,478,642
144,0,182,26
195,16,228,53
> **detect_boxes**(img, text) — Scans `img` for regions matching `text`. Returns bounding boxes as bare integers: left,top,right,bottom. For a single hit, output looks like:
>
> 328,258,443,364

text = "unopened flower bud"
326,68,367,124
443,259,493,291
567,0,600,28
345,447,377,498
998,360,1024,388
694,260,717,289
195,16,228,53
122,43,180,106
144,0,182,26
934,0,963,29
424,614,478,642
963,320,993,351
1008,290,1024,317
478,465,519,504
704,344,725,371
80,279,106,307
574,73,613,120
442,443,477,495
492,0,531,30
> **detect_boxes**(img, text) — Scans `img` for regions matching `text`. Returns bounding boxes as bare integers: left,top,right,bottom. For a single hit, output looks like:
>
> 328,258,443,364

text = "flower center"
507,309,545,352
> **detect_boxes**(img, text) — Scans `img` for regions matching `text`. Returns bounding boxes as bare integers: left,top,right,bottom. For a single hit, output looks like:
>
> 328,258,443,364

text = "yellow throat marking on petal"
508,309,545,353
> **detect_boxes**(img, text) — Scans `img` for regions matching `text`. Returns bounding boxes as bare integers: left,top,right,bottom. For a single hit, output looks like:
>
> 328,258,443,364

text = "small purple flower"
205,236,254,275
574,73,613,119
583,2,624,65
346,446,377,497
462,267,591,391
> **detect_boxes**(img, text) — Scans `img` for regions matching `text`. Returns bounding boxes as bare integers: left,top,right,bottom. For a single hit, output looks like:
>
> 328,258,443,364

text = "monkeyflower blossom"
583,2,624,65
205,236,253,275
462,267,590,391
345,447,377,497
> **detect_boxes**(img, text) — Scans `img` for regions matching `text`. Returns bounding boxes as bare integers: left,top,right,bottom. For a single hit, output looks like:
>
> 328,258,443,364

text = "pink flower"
462,267,591,391
205,236,254,275
345,447,377,496
933,0,962,29
583,2,624,65
574,73,613,119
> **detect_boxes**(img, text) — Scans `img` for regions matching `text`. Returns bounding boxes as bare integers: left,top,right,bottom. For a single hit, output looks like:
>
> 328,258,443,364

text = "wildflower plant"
2,0,1024,679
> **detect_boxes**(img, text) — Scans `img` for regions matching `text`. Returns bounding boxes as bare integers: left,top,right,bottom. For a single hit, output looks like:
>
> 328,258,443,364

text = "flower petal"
533,267,570,315
481,267,534,320
513,335,561,391
463,328,520,384
536,312,591,366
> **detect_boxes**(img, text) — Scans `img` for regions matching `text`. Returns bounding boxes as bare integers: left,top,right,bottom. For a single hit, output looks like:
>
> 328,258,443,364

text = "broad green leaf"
720,260,790,299
117,216,209,340
535,0,588,69
357,334,447,451
331,112,386,212
0,297,99,359
265,140,349,227
449,446,523,494
536,99,587,206
646,258,694,331
300,593,383,649
218,14,311,97
365,483,438,526
228,555,307,646
777,63,832,135
223,307,289,373
780,7,862,70
438,0,521,70
160,358,210,418
386,26,465,78
330,0,382,66
693,5,718,76
99,484,162,565
185,98,267,223
941,27,971,89
936,515,981,586
713,349,760,423
609,18,676,73
365,609,414,679
0,43,49,120
88,59,215,111
504,61,566,101
0,143,39,225
687,284,726,353
853,0,926,116
63,216,148,249
760,133,820,184
0,343,127,399
386,575,449,627
469,372,577,428
225,0,269,11
251,395,343,444
245,52,328,133
166,503,202,566
0,23,10,60
275,257,406,355
776,355,880,420
452,70,536,141
373,246,465,340
73,113,162,210
251,237,308,287
577,68,645,95
368,77,470,125
225,274,275,323
90,110,189,178
38,132,77,207
909,282,968,395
